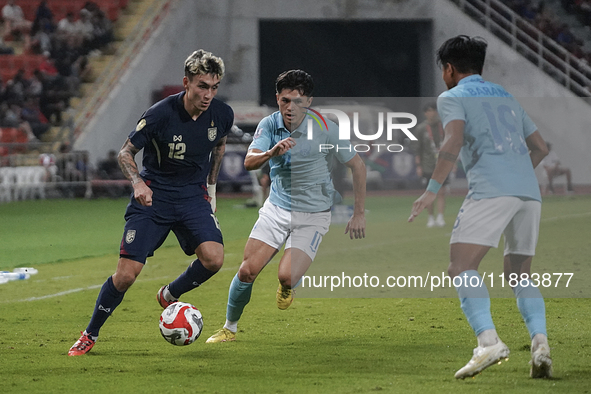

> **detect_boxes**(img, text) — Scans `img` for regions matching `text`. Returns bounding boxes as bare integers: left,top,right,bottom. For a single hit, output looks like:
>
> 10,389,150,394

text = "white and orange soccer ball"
159,302,203,346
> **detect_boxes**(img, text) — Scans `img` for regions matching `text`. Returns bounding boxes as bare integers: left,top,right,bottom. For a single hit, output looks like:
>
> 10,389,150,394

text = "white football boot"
454,341,510,379
530,344,553,378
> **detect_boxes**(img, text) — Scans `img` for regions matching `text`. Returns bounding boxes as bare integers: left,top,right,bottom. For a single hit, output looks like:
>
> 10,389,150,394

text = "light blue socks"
513,279,547,339
225,273,253,327
455,270,496,336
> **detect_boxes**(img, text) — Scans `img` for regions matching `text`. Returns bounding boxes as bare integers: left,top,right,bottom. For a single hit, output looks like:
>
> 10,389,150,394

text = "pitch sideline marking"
7,264,242,304
7,212,590,303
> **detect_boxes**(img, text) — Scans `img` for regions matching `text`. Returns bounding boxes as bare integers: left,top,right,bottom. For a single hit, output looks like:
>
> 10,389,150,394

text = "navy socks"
168,259,217,299
86,276,125,338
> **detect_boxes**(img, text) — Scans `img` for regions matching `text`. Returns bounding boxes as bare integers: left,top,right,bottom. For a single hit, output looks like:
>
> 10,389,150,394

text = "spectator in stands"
39,152,57,182
30,18,53,54
72,55,93,84
94,149,129,197
27,70,43,97
90,10,113,53
31,0,54,35
75,9,95,51
2,0,32,44
540,142,574,194
52,36,83,96
38,52,59,77
36,69,69,125
83,1,100,15
555,23,576,46
0,36,15,54
581,1,591,26
0,101,40,147
56,12,78,41
20,96,49,139
97,150,124,180
0,102,19,127
4,69,29,105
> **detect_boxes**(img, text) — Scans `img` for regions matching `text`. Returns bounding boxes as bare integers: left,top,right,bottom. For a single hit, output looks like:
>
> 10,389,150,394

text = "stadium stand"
0,0,175,201
1,0,172,201
453,0,591,97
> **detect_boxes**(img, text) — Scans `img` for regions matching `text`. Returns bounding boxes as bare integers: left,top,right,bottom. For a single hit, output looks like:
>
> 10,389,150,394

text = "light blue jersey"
437,75,541,202
249,111,355,212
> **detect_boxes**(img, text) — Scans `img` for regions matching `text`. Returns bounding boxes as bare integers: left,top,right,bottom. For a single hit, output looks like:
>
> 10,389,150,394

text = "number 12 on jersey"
168,143,186,160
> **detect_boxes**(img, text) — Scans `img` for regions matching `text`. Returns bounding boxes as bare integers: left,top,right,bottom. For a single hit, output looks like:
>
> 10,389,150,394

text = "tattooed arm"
118,138,152,206
207,136,227,185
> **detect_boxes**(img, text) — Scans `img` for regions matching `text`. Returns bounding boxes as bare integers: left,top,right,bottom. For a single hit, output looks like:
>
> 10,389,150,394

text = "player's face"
183,73,220,115
276,89,312,132
442,63,456,89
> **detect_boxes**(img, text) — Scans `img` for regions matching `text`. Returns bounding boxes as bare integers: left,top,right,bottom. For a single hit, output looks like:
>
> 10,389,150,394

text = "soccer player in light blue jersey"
206,70,367,343
408,36,552,379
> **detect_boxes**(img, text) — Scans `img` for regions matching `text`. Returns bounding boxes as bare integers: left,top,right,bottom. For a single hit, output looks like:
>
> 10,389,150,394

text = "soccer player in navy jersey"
409,36,552,378
68,50,234,356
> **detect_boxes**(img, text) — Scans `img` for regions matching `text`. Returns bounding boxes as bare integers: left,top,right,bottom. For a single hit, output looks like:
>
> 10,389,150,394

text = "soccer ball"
159,302,203,346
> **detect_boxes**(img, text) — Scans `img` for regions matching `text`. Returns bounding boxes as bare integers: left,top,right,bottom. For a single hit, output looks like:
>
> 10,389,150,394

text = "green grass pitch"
0,195,590,393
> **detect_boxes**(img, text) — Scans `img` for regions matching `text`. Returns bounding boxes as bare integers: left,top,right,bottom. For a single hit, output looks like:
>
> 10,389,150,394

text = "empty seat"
0,167,16,202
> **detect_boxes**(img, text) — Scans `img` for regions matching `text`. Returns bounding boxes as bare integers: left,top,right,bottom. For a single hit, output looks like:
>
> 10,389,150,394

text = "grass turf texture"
0,195,589,393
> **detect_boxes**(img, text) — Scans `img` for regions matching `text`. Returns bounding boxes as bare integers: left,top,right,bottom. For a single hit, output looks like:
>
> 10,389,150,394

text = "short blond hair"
184,50,225,80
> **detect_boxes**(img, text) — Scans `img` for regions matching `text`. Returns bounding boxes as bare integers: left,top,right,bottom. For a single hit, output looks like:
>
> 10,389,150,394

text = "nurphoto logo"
305,107,418,153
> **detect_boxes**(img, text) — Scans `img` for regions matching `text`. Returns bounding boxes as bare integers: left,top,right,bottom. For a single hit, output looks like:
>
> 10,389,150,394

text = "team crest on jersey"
125,230,136,244
136,119,146,131
208,127,217,141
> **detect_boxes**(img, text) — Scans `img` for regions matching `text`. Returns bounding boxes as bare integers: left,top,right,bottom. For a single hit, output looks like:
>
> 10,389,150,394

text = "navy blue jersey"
128,92,234,189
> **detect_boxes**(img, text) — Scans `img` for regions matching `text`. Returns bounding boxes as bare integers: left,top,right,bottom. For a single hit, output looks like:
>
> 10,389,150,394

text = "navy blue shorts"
119,188,222,264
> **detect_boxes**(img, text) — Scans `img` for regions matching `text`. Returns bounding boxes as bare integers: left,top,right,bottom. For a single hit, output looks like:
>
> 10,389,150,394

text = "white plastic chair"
29,166,47,200
0,167,16,203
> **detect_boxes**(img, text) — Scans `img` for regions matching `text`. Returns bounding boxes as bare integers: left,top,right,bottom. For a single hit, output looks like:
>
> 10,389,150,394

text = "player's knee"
200,254,223,272
112,271,136,291
237,262,258,283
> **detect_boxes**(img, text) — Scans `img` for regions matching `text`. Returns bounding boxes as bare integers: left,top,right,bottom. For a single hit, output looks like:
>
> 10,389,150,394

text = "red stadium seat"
0,56,13,70
25,54,44,70
0,128,18,143
1,70,16,83
12,56,26,71
0,0,124,22
20,2,37,21
14,128,29,143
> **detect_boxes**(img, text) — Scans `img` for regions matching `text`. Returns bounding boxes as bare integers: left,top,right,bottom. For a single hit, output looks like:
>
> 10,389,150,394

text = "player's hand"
268,137,296,157
408,191,436,222
345,213,366,239
133,180,153,206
